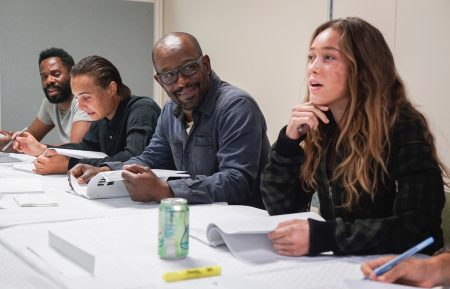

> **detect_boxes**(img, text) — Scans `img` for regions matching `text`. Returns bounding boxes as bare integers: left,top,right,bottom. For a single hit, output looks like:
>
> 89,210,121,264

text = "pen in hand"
2,126,28,152
365,236,434,280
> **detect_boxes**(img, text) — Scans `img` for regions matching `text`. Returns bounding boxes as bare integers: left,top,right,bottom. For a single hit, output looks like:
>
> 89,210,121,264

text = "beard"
170,71,210,112
43,80,72,104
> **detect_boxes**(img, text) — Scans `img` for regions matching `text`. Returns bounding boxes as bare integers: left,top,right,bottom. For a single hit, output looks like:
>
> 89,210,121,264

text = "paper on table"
0,244,62,289
0,155,22,163
0,178,44,194
246,261,364,289
0,152,36,164
190,206,324,263
152,169,190,181
12,163,35,173
48,228,104,274
68,171,129,200
14,194,58,207
345,279,424,289
101,169,189,182
68,169,190,199
47,148,107,159
28,245,91,278
163,275,277,289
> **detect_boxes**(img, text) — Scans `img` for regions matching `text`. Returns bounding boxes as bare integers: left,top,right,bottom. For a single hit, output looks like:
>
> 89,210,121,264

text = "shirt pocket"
193,135,217,174
169,141,184,169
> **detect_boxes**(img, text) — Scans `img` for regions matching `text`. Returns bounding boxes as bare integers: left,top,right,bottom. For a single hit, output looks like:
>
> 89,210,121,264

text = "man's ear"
108,81,118,95
202,55,212,74
154,74,163,87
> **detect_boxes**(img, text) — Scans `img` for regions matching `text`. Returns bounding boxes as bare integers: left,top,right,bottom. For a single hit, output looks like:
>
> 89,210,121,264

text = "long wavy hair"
301,17,448,209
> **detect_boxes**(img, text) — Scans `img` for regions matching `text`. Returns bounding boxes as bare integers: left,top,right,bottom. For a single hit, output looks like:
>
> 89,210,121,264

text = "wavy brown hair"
301,17,449,209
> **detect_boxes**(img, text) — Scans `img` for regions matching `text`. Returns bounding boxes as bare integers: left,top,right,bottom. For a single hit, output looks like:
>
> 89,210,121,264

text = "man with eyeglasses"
70,32,270,208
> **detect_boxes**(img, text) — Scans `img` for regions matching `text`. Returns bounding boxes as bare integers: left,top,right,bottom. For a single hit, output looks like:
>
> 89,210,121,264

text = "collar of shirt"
107,96,131,127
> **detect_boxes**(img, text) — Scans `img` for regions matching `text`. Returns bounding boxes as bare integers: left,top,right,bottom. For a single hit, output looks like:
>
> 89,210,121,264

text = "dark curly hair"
38,47,74,71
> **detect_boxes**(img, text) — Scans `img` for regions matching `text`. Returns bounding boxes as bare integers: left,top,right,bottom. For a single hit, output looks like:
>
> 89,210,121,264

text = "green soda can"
158,198,189,259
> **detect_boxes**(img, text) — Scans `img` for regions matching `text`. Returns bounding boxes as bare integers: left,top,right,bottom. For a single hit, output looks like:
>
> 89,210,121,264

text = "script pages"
190,206,325,263
68,169,189,199
46,148,108,159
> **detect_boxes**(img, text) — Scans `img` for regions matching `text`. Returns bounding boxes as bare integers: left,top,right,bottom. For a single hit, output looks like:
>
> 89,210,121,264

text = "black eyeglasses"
157,56,203,85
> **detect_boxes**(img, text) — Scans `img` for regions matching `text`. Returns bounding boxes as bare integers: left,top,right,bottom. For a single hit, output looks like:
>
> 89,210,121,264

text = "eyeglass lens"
159,58,201,85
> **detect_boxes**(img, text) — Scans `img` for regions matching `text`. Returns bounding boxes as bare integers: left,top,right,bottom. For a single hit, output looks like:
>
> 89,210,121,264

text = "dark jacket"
61,95,160,169
261,108,445,255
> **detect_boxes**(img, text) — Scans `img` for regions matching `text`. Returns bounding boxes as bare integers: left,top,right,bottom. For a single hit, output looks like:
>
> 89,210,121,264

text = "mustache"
173,83,198,95
45,84,62,91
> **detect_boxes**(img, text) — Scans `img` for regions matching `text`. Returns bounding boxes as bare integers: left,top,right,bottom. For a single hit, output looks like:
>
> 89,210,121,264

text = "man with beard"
70,32,270,208
0,48,91,150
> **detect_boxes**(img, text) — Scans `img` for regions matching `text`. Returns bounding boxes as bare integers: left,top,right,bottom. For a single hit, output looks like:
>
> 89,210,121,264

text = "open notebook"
68,169,189,199
191,208,324,263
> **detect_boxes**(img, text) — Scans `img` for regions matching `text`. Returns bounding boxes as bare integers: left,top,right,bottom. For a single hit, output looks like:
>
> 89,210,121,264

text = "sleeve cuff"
68,157,79,170
308,219,338,255
274,126,304,158
99,161,123,171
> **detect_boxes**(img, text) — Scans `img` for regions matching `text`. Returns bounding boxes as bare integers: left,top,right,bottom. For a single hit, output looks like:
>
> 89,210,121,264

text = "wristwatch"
434,244,450,256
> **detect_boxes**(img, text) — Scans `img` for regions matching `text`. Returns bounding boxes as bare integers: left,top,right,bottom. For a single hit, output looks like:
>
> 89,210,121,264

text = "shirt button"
109,136,112,139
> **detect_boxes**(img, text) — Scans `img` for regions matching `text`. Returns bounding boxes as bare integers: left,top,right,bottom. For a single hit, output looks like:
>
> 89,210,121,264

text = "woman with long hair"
261,17,448,256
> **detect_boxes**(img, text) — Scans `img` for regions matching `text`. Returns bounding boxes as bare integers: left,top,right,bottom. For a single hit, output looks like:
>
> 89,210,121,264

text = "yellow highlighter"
163,265,221,282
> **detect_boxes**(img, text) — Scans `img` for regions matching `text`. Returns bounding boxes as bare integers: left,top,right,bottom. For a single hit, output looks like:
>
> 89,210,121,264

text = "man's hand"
122,164,174,202
33,150,69,175
13,132,47,156
69,164,110,184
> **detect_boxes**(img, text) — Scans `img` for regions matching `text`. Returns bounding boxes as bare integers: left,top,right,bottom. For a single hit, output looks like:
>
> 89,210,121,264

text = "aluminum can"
158,198,189,259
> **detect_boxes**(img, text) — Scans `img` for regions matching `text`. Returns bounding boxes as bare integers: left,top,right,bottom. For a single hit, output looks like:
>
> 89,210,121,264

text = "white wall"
163,0,450,168
0,0,154,144
334,0,450,171
395,0,450,170
163,0,328,143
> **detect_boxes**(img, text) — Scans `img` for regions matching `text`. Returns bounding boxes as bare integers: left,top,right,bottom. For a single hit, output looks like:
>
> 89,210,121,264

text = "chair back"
442,191,450,244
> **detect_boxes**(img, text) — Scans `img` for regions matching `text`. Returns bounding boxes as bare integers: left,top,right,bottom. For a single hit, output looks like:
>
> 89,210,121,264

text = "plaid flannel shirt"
261,108,445,255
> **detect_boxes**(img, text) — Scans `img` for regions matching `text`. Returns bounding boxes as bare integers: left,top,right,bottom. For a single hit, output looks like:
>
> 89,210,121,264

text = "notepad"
12,163,35,173
46,148,108,159
14,194,58,207
68,169,190,199
345,279,420,289
0,155,22,163
48,228,103,274
191,210,324,263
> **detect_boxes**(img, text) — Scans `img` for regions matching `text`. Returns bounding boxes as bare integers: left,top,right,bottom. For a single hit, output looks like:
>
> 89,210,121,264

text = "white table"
0,160,158,229
0,154,418,289
0,205,375,289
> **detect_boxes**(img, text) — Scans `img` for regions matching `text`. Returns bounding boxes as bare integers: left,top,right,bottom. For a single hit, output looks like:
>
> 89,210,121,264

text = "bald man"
71,32,270,208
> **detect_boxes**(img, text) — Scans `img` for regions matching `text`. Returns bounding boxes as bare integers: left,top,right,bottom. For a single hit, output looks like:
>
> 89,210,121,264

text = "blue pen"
367,236,434,279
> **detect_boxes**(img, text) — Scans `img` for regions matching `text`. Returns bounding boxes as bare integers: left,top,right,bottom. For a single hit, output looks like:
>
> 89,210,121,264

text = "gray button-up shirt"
107,72,269,207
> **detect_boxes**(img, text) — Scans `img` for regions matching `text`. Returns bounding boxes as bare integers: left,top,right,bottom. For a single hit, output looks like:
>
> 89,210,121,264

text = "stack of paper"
14,194,58,207
191,209,324,263
0,178,44,197
12,163,35,173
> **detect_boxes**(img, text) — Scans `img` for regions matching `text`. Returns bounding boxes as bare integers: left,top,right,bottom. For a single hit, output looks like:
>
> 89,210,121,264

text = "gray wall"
0,0,154,143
